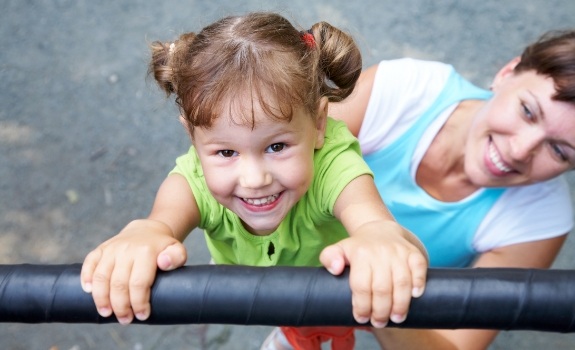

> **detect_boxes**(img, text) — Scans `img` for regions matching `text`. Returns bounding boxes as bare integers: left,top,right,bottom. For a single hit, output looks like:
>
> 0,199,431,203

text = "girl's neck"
416,100,484,201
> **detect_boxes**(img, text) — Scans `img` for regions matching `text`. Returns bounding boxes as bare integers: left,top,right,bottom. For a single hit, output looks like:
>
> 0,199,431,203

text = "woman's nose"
509,126,545,162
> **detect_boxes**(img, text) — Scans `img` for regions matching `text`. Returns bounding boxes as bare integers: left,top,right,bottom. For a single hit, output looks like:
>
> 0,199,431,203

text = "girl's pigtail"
148,41,177,96
148,33,197,96
311,22,362,102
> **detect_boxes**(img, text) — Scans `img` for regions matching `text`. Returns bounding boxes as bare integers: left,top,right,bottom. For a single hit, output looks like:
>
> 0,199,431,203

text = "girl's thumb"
157,243,187,271
319,244,347,275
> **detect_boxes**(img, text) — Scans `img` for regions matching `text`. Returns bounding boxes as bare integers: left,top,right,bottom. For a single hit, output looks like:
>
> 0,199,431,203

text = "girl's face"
465,58,575,187
192,98,327,236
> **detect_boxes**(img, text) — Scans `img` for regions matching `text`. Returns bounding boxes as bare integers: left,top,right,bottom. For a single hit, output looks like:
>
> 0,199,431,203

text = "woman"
326,29,575,349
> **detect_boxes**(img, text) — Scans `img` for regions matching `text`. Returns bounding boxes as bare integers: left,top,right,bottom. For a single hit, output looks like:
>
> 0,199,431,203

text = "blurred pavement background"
1,1,575,349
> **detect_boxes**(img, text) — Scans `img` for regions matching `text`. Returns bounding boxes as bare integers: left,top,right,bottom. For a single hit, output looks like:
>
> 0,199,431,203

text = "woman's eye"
217,149,237,158
266,143,286,153
550,143,568,162
522,103,534,121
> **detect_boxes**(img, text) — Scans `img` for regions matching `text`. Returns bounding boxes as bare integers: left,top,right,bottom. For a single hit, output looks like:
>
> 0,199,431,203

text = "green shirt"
171,118,373,267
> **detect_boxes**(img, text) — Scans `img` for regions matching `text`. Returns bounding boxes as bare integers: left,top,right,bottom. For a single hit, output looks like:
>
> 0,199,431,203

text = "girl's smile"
240,192,282,208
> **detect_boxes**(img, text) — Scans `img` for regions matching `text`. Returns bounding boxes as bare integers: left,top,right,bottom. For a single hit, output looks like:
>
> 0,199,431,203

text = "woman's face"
465,58,575,187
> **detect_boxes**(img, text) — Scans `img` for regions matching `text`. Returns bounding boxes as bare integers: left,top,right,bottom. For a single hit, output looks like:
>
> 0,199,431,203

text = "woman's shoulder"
374,58,454,83
358,58,456,154
371,58,455,104
376,57,453,72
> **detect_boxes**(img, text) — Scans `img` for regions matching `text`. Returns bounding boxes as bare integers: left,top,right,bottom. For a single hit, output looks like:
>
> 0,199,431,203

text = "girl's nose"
239,158,272,189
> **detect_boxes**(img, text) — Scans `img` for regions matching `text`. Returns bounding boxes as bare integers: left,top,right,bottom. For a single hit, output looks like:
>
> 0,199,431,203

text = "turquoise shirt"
365,69,505,267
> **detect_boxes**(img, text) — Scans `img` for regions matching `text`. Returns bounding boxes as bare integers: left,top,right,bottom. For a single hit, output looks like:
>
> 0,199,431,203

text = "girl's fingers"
409,252,428,298
129,258,158,321
388,263,412,325
323,236,428,328
89,254,117,319
387,250,427,324
349,261,379,325
80,248,103,293
107,257,136,325
367,265,393,328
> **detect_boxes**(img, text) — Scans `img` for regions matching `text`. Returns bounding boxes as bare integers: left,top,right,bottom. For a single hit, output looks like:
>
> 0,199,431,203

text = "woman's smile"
486,138,514,176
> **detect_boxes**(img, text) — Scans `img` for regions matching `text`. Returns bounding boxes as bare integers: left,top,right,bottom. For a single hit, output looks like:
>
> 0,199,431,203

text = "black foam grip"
1,264,574,332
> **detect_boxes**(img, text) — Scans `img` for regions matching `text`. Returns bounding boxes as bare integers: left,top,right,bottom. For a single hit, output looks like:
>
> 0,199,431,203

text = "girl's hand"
80,219,187,324
319,220,428,328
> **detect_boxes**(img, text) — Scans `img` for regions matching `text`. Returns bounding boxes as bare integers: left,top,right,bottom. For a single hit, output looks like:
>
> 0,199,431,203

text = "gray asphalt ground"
1,1,575,349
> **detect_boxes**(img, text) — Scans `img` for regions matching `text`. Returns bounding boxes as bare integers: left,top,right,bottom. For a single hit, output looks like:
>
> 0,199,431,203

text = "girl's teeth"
489,143,512,173
243,194,279,206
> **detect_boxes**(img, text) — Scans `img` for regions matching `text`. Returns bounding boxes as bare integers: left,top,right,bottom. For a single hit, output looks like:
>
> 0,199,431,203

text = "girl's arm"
372,234,567,350
320,174,428,328
147,173,201,242
80,174,200,324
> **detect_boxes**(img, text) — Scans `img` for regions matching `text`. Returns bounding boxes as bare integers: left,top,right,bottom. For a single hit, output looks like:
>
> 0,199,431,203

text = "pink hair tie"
301,30,316,49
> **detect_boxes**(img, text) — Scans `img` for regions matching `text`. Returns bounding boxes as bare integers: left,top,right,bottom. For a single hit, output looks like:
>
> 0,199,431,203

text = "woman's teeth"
489,142,512,173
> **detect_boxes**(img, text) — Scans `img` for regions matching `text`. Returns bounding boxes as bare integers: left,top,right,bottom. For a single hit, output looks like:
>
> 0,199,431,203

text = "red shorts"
280,326,372,350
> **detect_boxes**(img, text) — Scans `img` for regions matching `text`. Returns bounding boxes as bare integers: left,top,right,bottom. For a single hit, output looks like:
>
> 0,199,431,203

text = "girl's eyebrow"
199,125,301,145
202,139,229,146
196,132,239,146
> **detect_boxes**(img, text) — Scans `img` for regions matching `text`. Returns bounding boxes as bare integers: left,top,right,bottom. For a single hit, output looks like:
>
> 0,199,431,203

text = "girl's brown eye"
218,150,237,157
266,143,286,153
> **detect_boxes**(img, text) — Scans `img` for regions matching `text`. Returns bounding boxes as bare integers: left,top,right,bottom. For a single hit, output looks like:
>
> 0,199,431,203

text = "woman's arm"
372,234,568,350
328,64,379,137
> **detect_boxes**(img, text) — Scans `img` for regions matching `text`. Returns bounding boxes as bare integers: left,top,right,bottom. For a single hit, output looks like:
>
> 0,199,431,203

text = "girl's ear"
491,56,521,89
179,115,195,143
314,97,329,149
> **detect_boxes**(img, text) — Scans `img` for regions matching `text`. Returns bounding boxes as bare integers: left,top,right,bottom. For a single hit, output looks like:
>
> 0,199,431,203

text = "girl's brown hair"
148,12,362,132
514,29,575,103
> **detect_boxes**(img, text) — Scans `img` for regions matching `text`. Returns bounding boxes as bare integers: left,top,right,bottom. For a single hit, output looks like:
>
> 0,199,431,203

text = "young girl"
80,12,428,349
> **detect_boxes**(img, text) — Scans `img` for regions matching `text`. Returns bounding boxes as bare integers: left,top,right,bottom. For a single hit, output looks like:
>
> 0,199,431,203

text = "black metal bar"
1,264,574,332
